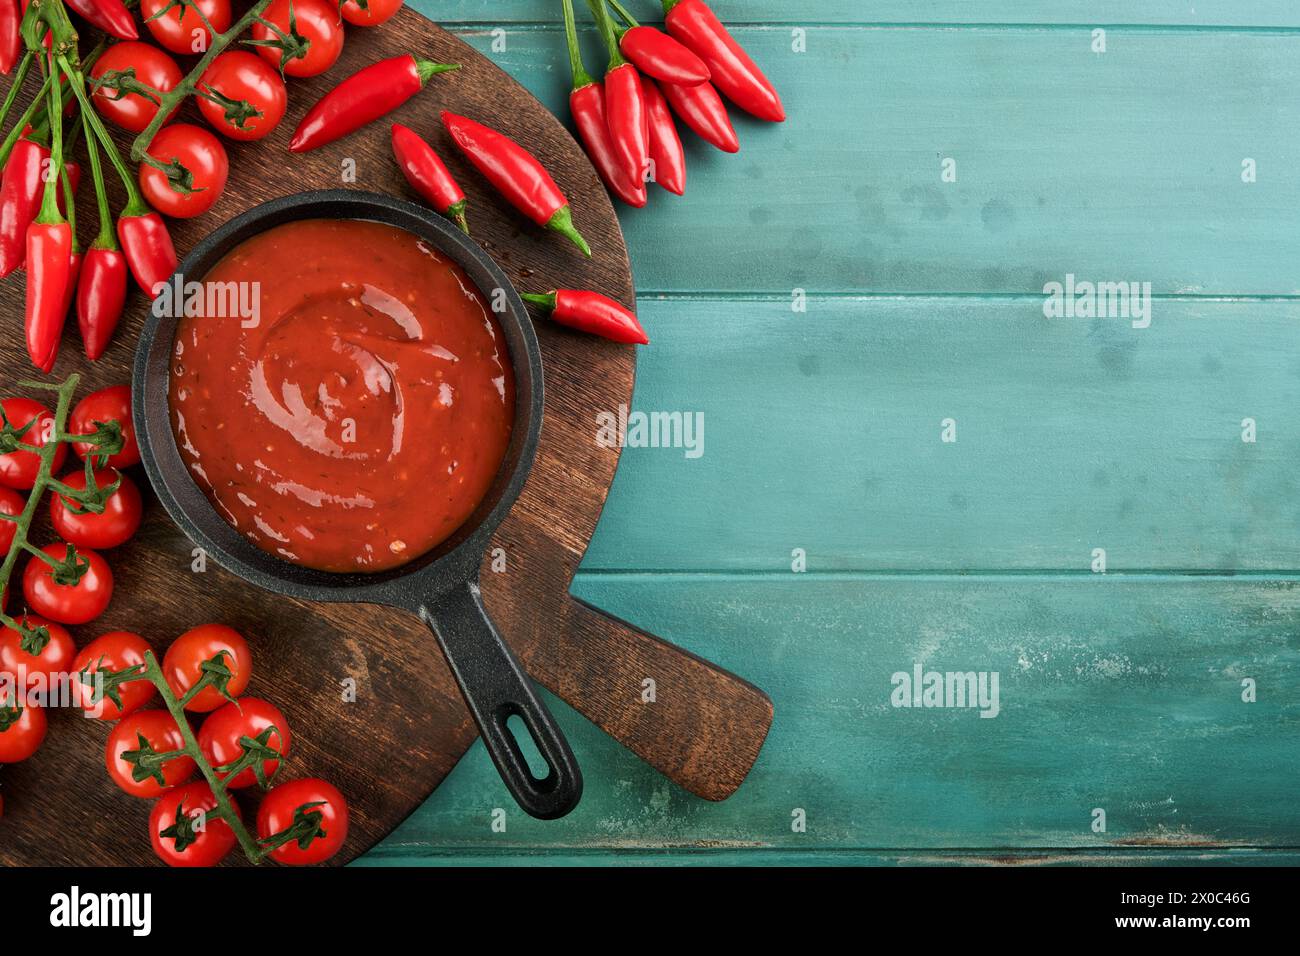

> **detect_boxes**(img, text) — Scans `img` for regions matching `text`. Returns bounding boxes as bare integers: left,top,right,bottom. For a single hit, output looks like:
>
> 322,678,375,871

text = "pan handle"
418,579,582,820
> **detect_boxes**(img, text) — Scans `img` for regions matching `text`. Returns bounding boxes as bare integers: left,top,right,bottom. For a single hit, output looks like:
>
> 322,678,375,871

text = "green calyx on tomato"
0,405,37,454
247,0,342,79
177,650,238,709
214,725,285,789
120,732,189,788
72,418,125,466
197,85,262,132
39,541,90,587
90,67,166,107
16,618,51,656
157,795,205,852
55,455,121,515
245,0,312,77
77,657,147,711
69,386,139,469
257,800,328,852
0,703,24,732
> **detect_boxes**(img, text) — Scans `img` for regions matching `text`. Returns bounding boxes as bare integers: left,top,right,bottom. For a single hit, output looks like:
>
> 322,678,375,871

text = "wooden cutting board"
0,9,772,865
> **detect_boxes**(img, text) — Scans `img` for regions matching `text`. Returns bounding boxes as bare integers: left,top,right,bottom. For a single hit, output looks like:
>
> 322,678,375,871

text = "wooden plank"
581,296,1300,573
431,1,1300,28
360,574,1300,854
444,25,1300,295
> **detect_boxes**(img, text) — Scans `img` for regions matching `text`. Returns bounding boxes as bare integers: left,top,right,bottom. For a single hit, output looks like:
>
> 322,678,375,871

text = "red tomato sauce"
169,218,515,573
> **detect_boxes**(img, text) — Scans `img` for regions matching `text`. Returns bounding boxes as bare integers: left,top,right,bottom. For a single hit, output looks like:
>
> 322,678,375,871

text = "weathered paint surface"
360,2,1300,865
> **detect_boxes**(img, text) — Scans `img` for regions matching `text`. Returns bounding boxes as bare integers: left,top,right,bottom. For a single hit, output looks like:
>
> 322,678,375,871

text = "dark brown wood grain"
0,10,772,866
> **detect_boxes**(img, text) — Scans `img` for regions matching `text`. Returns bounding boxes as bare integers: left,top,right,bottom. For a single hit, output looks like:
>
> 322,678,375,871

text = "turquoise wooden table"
357,1,1300,865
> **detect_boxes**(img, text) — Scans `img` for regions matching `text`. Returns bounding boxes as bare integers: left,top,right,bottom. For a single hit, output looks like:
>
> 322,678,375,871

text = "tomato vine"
0,375,314,864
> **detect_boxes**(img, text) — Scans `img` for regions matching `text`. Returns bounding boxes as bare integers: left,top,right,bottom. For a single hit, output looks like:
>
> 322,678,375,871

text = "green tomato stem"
129,0,276,162
138,651,268,865
0,374,79,636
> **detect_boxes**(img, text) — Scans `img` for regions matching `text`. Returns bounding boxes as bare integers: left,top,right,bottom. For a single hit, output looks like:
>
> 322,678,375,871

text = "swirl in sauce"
169,218,514,573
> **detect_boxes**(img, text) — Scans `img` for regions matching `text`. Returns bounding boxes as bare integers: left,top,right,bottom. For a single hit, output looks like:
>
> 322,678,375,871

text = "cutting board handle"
516,596,774,802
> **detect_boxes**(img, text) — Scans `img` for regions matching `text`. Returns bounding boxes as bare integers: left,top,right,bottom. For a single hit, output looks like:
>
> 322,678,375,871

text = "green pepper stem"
561,0,594,90
36,53,65,226
607,0,638,29
521,291,559,310
0,72,52,168
546,205,591,257
585,0,626,68
0,51,33,132
57,54,147,212
446,198,469,234
82,113,117,250
414,58,460,85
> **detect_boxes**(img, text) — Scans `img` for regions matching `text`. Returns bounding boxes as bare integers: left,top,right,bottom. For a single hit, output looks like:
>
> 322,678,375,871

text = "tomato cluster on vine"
0,377,348,866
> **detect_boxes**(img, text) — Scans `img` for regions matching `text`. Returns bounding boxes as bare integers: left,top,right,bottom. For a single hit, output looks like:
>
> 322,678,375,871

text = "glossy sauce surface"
169,218,515,573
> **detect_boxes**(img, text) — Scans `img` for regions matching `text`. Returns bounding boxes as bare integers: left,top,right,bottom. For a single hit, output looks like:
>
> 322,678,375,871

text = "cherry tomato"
140,0,232,56
50,467,143,550
163,624,252,713
23,543,114,625
69,386,141,468
0,487,23,554
0,398,67,489
140,123,229,220
0,702,46,763
106,709,198,798
149,781,239,867
250,0,344,79
72,630,155,721
197,51,287,142
90,41,184,134
341,0,403,27
198,697,290,789
0,615,74,689
257,778,349,865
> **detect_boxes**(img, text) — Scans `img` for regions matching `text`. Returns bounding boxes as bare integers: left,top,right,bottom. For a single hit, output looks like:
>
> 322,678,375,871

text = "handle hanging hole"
505,712,552,783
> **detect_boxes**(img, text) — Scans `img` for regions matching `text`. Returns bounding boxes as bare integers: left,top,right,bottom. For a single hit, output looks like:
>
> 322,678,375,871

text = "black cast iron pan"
133,189,581,820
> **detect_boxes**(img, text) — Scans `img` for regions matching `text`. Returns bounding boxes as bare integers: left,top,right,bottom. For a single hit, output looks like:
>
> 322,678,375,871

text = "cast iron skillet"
133,190,582,820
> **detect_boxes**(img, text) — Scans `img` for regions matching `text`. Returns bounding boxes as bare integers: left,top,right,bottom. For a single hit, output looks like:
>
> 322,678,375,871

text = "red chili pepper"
25,219,72,372
64,0,138,40
0,137,49,277
390,123,469,234
290,54,459,153
588,0,648,188
521,290,648,345
77,244,128,360
607,0,709,86
117,208,177,298
663,0,784,123
441,111,591,257
641,76,685,196
0,0,19,75
620,27,709,86
573,83,646,209
660,78,738,153
562,0,644,208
